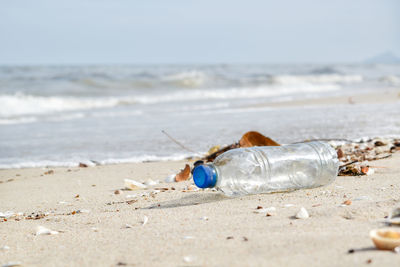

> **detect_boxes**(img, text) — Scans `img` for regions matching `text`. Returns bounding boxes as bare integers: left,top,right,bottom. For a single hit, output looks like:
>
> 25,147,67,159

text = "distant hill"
365,51,400,64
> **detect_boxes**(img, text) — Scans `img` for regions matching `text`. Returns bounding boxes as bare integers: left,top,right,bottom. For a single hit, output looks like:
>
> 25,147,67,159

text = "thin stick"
161,130,199,154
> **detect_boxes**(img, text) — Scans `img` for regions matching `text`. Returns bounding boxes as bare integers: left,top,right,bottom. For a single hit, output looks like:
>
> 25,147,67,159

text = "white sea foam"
0,153,196,169
0,83,340,118
270,74,363,85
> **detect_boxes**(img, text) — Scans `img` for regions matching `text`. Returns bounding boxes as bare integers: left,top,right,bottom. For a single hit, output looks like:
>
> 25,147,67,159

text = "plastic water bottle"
193,141,339,196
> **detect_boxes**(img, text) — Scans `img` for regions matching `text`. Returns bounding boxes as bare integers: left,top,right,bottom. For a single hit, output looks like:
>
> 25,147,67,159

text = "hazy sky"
0,0,399,65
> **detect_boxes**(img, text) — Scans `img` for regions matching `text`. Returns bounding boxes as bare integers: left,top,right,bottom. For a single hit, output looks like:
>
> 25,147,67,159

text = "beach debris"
35,226,59,236
74,194,80,198
144,179,158,186
333,137,399,176
242,236,249,241
382,207,400,225
226,236,234,240
2,262,22,267
183,236,195,239
0,211,15,219
125,223,134,229
114,190,123,195
353,196,370,201
370,228,400,250
175,164,191,182
295,207,309,219
183,255,195,263
239,131,280,148
1,245,10,251
44,170,54,175
395,246,400,254
200,216,209,221
164,174,176,183
254,207,276,214
203,131,279,162
124,179,147,190
125,194,137,199
342,200,352,206
91,227,99,232
284,204,295,208
25,212,47,220
79,162,88,168
142,215,148,226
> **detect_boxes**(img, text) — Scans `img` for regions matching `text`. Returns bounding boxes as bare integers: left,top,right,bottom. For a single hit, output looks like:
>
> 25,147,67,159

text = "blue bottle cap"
193,165,217,188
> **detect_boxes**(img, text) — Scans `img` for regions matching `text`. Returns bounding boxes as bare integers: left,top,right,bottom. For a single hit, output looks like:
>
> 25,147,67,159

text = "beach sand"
1,151,400,266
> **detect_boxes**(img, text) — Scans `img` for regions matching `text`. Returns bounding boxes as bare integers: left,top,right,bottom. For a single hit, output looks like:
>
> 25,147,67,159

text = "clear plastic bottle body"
210,141,339,196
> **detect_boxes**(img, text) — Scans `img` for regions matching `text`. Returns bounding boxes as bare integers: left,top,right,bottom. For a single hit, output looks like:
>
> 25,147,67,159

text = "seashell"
0,211,15,219
144,179,158,186
142,215,148,226
36,226,59,236
124,179,147,190
295,207,309,219
1,245,10,251
370,228,400,250
164,174,176,183
2,262,22,267
183,255,195,263
384,207,400,225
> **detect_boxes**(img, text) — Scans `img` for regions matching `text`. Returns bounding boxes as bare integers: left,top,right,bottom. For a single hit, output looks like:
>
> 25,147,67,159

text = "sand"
1,150,400,267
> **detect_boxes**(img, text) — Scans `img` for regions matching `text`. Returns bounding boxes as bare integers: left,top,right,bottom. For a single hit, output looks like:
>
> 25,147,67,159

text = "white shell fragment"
254,207,276,214
383,207,400,225
366,168,375,175
0,211,15,219
144,179,158,186
124,179,147,190
2,262,22,267
35,226,59,236
164,174,176,183
284,204,295,208
1,245,10,251
183,256,195,263
295,207,309,219
142,216,148,226
125,224,133,229
200,216,209,221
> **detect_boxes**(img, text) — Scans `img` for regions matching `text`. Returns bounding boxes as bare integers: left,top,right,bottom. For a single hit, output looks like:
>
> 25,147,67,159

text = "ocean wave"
0,153,194,169
0,82,341,118
0,94,133,117
133,83,340,104
270,74,363,85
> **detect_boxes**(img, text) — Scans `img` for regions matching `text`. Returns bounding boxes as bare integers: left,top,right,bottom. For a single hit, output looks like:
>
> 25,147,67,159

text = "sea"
0,64,399,169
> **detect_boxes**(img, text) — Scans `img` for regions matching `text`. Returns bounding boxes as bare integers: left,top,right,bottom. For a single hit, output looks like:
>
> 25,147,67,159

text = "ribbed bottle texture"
195,141,339,196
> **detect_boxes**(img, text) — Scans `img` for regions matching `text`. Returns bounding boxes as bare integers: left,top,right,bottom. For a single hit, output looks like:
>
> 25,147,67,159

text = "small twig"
161,130,200,155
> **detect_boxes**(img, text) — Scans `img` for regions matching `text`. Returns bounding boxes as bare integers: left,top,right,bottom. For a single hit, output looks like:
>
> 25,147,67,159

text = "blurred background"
0,0,399,168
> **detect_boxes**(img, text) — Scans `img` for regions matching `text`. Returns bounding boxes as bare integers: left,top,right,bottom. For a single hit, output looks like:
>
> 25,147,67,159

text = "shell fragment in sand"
254,207,276,214
2,262,22,267
164,174,176,183
124,179,147,190
144,179,158,186
36,226,59,236
142,216,148,226
0,211,15,219
295,207,309,219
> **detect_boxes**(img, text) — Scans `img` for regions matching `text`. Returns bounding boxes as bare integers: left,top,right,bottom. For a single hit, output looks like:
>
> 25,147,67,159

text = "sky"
0,0,399,65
